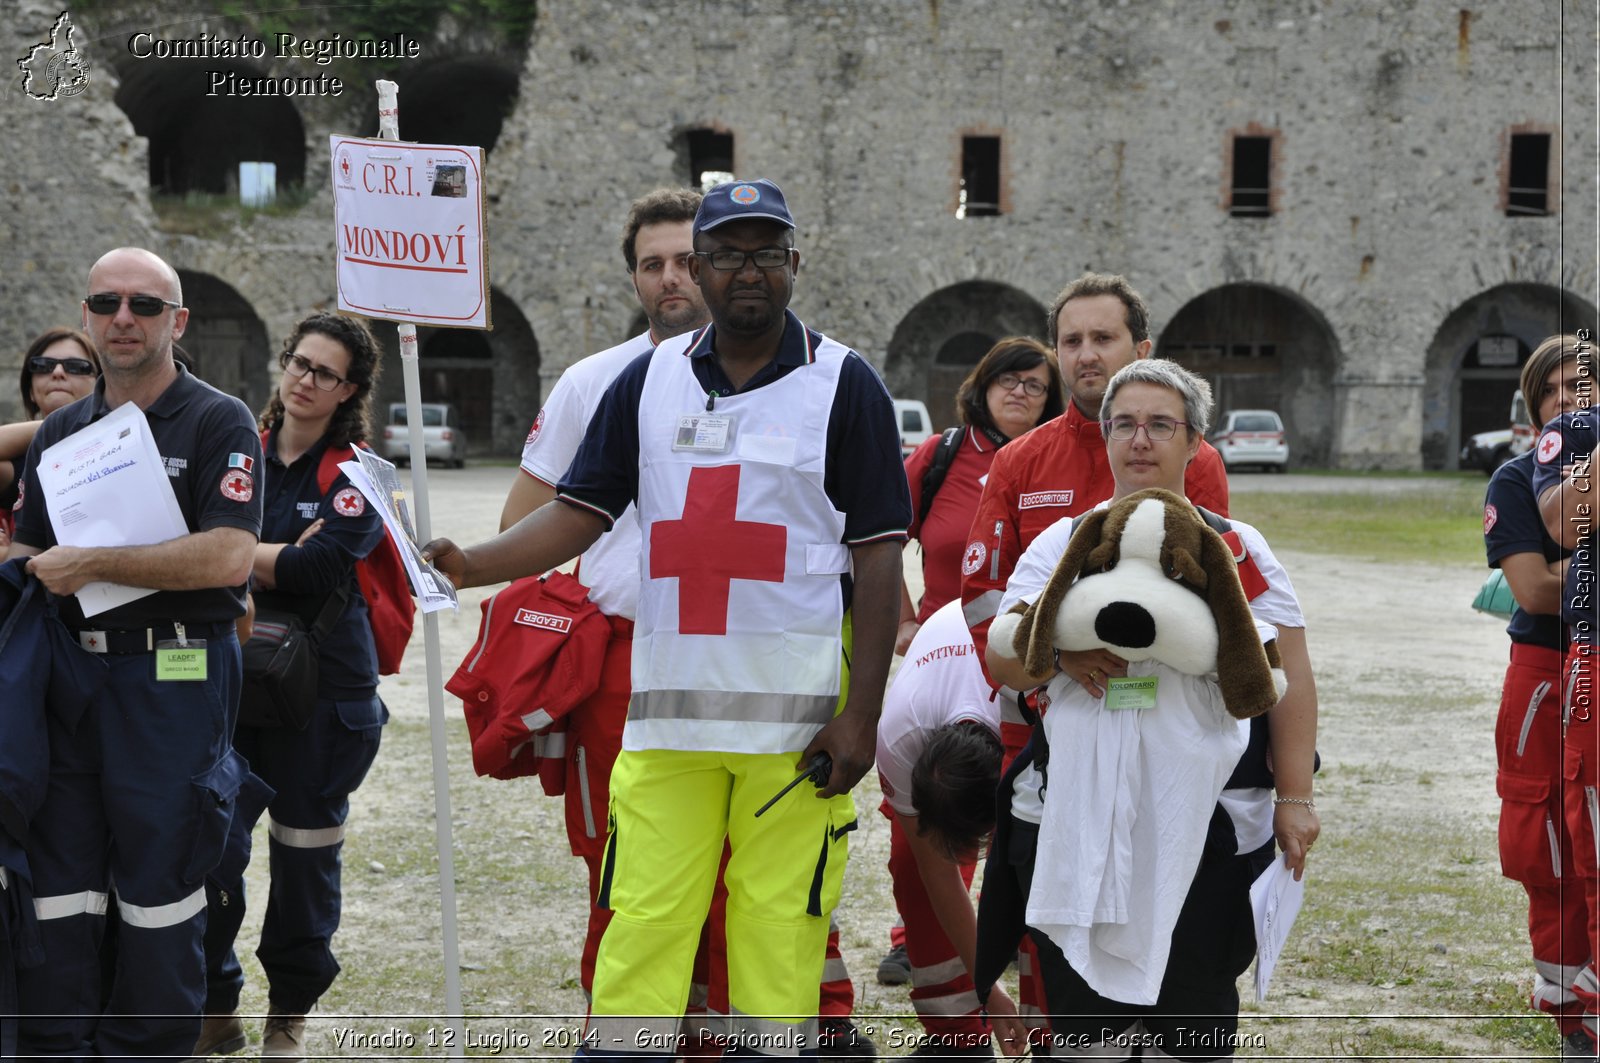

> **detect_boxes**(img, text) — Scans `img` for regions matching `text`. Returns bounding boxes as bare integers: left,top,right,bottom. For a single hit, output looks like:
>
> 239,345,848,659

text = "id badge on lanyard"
674,413,736,453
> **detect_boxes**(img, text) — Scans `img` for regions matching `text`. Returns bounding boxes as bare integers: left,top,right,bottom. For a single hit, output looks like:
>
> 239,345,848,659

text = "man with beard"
497,188,708,1003
426,179,908,1058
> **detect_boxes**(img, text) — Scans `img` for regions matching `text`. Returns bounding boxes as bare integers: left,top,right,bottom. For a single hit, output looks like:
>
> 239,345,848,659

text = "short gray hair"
1099,359,1213,439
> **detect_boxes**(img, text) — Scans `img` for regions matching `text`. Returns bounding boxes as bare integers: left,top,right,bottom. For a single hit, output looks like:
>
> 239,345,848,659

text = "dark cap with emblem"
693,178,795,236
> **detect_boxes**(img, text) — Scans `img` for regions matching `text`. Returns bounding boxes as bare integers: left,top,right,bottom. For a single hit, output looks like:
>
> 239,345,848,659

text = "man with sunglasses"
424,179,909,1058
6,247,262,1060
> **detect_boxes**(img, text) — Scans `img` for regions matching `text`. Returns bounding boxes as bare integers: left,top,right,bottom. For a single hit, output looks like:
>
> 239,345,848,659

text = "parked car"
894,398,933,456
383,402,467,467
1460,428,1518,474
1211,409,1288,472
1460,389,1533,475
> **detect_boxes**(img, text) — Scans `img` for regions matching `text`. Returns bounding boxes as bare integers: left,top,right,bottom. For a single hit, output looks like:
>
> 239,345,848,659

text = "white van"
893,399,933,455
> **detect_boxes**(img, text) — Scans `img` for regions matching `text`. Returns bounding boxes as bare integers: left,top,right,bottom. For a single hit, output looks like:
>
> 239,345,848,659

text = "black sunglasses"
27,355,97,377
84,293,180,317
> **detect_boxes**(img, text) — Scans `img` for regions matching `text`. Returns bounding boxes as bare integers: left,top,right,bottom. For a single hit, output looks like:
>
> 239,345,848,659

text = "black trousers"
1010,817,1272,1062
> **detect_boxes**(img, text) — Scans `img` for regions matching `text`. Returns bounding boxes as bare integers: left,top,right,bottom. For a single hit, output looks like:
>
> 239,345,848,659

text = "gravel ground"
220,464,1536,1059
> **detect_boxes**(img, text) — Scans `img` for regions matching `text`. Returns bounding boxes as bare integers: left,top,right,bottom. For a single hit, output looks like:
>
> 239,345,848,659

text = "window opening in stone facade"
958,137,1002,218
1506,133,1551,216
686,130,735,192
1229,136,1272,217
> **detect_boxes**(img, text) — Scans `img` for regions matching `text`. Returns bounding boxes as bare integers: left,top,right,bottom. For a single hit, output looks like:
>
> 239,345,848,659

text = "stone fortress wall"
5,0,1595,468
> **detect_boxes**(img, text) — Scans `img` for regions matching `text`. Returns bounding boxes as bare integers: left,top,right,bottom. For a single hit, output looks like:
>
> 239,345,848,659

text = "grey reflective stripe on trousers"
118,886,207,929
269,815,347,849
630,689,837,727
726,1009,818,1056
34,889,109,921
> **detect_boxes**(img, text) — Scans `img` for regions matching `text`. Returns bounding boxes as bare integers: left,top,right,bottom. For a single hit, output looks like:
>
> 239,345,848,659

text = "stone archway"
1422,284,1598,469
1157,284,1341,468
174,271,272,415
397,288,539,456
113,61,306,195
884,282,1048,431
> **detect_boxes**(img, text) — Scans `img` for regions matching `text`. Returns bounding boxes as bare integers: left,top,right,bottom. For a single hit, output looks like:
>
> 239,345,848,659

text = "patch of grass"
151,185,317,236
1230,481,1486,564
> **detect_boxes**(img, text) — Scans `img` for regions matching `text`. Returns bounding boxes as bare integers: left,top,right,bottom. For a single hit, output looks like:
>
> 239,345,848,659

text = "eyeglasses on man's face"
84,293,180,317
1103,416,1189,441
992,372,1048,398
693,248,793,272
280,351,349,391
28,356,97,377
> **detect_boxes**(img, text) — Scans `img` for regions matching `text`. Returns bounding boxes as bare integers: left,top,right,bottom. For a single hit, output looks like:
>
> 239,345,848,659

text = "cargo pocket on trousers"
1496,769,1561,885
806,798,857,917
322,696,388,799
184,749,247,885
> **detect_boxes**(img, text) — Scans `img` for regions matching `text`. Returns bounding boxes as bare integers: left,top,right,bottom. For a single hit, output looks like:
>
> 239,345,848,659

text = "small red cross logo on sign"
649,465,787,635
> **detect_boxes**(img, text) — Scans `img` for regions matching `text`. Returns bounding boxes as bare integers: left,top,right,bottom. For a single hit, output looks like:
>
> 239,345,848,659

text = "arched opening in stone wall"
114,62,306,195
370,58,521,152
884,282,1048,431
1157,284,1340,468
174,271,273,415
1422,284,1597,469
391,288,538,457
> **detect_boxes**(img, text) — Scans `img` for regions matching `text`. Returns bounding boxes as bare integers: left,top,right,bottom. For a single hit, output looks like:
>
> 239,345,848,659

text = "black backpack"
915,427,964,526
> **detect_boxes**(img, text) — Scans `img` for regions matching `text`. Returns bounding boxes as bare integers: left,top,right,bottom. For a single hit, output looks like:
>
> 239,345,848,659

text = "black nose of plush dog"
1096,601,1156,648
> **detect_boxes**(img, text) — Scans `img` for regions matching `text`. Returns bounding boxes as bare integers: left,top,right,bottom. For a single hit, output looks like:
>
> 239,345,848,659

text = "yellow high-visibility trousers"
588,747,856,1052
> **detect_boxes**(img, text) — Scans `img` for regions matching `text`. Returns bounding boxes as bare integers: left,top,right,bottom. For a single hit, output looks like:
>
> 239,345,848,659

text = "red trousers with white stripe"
875,712,1048,1044
1496,643,1590,1035
567,621,633,996
1561,644,1600,1037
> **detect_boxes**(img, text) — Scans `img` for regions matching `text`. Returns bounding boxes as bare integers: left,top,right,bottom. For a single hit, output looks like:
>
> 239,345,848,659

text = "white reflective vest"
627,326,851,754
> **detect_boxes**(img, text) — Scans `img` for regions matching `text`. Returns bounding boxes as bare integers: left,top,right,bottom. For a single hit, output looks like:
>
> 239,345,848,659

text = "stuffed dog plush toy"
990,488,1283,718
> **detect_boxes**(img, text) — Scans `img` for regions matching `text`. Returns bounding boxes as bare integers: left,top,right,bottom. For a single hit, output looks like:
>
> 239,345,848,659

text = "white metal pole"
376,78,466,1055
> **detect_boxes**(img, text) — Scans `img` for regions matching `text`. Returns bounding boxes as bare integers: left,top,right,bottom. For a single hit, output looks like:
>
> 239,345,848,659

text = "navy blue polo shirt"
258,427,384,696
558,310,910,601
12,363,262,628
1484,451,1567,650
1531,410,1599,641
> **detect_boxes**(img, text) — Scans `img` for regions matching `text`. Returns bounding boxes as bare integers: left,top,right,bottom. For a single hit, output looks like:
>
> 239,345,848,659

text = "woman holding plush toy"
979,359,1318,1061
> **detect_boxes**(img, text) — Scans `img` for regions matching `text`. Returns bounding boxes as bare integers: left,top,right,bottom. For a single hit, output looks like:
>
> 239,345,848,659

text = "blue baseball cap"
693,179,795,236
1531,409,1599,499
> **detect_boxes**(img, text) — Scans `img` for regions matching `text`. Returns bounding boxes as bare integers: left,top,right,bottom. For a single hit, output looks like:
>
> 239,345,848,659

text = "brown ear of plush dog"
1200,525,1279,719
1012,508,1112,678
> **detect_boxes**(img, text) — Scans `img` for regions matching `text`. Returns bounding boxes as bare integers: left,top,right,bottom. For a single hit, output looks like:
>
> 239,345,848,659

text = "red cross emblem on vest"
649,465,787,635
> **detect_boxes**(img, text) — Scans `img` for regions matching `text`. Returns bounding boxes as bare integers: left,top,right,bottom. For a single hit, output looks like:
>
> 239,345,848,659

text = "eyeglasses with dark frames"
1103,416,1189,441
280,351,350,391
84,293,181,317
27,356,97,377
693,248,793,271
992,372,1048,398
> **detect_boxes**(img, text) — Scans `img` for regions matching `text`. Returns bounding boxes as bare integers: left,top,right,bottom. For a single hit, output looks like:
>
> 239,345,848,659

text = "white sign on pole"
330,135,489,328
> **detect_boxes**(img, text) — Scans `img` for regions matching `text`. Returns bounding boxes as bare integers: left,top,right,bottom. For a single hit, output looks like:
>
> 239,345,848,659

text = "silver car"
383,402,467,468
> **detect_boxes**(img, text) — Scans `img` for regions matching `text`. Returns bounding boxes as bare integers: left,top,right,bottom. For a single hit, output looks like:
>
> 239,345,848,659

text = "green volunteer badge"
1104,675,1157,711
156,646,208,681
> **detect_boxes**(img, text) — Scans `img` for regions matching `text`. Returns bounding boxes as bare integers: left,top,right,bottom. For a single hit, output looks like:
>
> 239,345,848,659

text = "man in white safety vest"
425,177,909,1057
